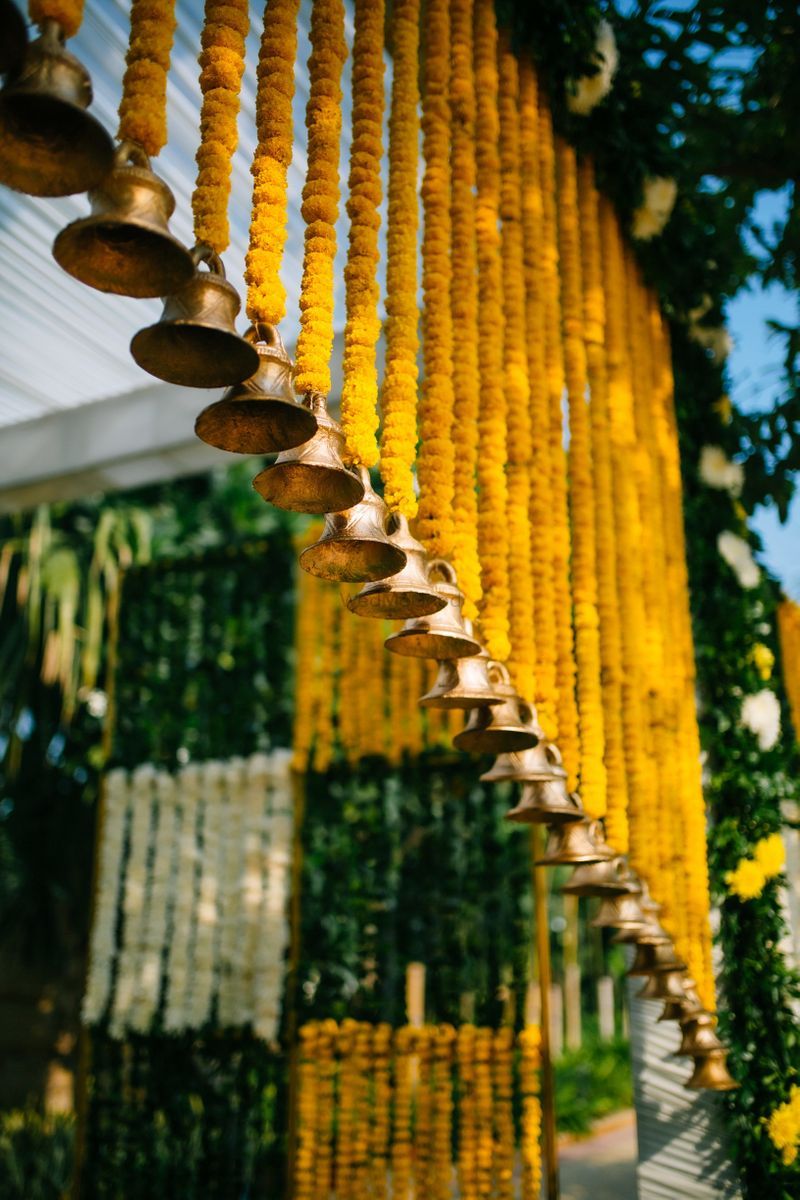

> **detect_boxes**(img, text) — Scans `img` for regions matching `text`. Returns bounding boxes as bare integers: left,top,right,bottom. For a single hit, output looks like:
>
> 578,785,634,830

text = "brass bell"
419,648,504,710
252,392,364,514
631,912,672,946
562,855,634,898
299,469,406,583
453,664,539,755
658,978,699,1022
0,0,27,79
658,999,687,1022
685,1049,738,1092
481,740,566,785
131,244,259,388
535,818,613,867
385,560,481,660
505,779,584,826
52,140,195,298
637,968,687,1002
628,941,685,976
675,1012,724,1058
347,515,446,620
195,324,317,454
0,20,113,195
591,890,647,930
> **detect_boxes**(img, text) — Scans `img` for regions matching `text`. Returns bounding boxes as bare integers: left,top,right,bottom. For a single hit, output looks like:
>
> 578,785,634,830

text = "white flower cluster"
689,323,733,363
566,20,618,116
631,176,678,241
699,445,744,496
82,753,294,1043
741,689,782,751
717,530,761,589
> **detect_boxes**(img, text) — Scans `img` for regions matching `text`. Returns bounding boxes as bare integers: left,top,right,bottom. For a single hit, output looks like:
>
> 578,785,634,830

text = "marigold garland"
556,139,606,817
413,1025,435,1196
432,1026,456,1200
456,1025,478,1200
518,1025,542,1200
339,0,385,468
474,1026,494,1197
370,1024,392,1199
295,1022,320,1200
29,0,83,38
492,1027,515,1199
245,0,301,327
392,1026,414,1198
313,1019,337,1199
416,0,455,557
539,99,580,786
448,0,482,620
379,0,420,518
778,600,800,738
117,0,177,157
474,0,510,663
498,36,535,703
191,0,250,254
519,60,558,738
293,0,348,398
576,157,628,848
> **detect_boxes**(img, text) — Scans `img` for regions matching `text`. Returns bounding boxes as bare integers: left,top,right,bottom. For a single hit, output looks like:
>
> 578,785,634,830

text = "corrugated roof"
0,0,361,427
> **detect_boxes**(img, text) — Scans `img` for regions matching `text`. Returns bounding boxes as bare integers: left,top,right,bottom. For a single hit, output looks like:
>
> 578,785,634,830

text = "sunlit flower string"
117,0,177,157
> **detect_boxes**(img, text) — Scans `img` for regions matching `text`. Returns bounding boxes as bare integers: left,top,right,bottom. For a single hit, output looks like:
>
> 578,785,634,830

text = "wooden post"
563,893,581,1050
405,962,426,1026
597,975,616,1041
550,983,564,1059
531,828,559,1200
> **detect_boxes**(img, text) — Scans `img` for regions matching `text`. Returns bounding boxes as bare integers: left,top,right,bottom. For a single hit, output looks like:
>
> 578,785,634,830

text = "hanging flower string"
191,0,250,254
448,0,482,620
29,0,83,37
117,0,177,157
417,0,455,557
293,0,348,398
379,0,420,517
245,0,301,327
778,599,800,738
474,0,510,663
339,0,385,467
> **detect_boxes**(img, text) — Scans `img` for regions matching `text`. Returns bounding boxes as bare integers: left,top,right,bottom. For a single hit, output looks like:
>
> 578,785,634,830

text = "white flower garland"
699,445,744,496
217,757,247,1028
110,764,157,1036
631,176,678,241
717,530,761,589
82,769,130,1025
239,752,272,1027
566,20,618,116
741,689,782,751
253,750,294,1042
130,769,178,1033
164,763,201,1034
187,760,225,1030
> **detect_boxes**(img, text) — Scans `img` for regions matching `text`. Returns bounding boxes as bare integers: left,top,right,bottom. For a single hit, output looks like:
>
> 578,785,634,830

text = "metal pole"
532,826,560,1200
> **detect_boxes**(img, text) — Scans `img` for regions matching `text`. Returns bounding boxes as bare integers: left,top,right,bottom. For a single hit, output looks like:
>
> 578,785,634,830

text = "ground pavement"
556,1109,638,1200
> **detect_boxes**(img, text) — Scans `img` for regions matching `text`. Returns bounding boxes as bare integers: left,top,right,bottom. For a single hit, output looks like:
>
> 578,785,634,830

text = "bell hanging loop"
0,0,28,79
684,1049,738,1092
53,140,195,297
195,323,318,454
384,559,481,660
348,515,446,620
299,468,407,584
253,392,365,514
505,777,584,826
0,19,114,195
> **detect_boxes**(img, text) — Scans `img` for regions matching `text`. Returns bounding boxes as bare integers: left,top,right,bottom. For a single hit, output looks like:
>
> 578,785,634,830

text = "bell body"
685,1050,738,1091
505,779,584,826
253,393,364,514
299,470,406,583
0,20,113,196
591,891,647,930
481,741,565,785
419,648,505,710
385,561,480,660
131,245,259,387
453,666,538,754
195,324,317,454
348,516,445,620
628,941,685,977
0,0,27,78
675,1013,723,1058
562,855,633,897
536,818,613,867
658,999,687,1022
637,968,687,1002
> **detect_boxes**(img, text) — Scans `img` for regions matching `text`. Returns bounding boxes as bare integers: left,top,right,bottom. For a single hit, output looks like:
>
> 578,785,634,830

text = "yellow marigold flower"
767,1086,800,1166
117,0,177,157
754,832,785,878
725,858,767,901
752,642,775,681
29,0,83,38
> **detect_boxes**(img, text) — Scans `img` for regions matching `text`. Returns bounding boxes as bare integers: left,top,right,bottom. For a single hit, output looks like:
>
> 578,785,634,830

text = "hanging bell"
505,779,584,826
631,912,673,946
252,392,364,514
52,140,195,297
562,855,634,898
658,999,687,1022
195,324,317,454
130,245,259,387
299,469,406,583
0,19,113,195
347,515,445,620
628,941,685,977
658,978,699,1023
685,1049,738,1092
385,560,481,660
0,0,27,80
481,740,565,785
591,890,647,930
419,648,504,710
637,968,688,1002
535,818,613,867
675,1012,724,1058
453,664,539,754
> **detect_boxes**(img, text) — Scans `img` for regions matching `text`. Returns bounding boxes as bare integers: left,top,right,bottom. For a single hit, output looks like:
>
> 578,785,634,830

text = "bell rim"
347,586,447,620
194,396,318,455
253,462,365,514
130,323,260,388
419,691,504,710
52,216,195,297
453,727,540,754
535,849,611,866
0,94,114,196
384,628,481,660
505,804,584,826
298,540,407,584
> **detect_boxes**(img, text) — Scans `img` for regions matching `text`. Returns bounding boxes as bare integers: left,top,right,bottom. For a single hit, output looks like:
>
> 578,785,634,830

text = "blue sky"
725,190,800,599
